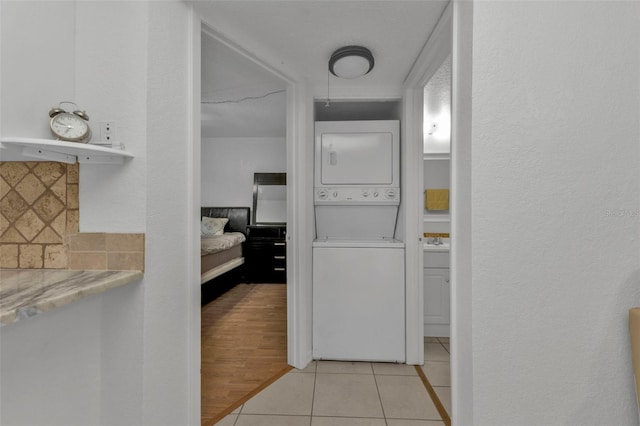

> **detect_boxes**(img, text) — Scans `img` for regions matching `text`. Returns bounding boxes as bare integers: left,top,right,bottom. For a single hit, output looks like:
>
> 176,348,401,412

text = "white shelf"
423,153,450,160
1,137,134,164
423,215,451,223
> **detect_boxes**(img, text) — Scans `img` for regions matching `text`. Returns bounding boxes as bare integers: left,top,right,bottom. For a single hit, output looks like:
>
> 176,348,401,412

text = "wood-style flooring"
201,283,289,426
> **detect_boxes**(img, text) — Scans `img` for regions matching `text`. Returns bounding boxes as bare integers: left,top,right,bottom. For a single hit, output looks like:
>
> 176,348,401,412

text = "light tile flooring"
216,337,451,426
422,337,451,416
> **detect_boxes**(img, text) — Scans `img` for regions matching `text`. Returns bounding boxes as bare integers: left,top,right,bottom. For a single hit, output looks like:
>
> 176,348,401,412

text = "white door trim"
404,1,475,423
193,16,313,375
187,9,201,425
285,85,315,368
401,86,425,365
450,0,474,423
402,1,452,366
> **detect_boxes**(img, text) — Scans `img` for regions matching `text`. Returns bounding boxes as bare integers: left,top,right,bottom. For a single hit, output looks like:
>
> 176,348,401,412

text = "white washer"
312,239,405,362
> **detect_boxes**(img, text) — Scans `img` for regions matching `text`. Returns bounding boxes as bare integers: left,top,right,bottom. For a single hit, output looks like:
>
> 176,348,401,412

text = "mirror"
252,173,286,225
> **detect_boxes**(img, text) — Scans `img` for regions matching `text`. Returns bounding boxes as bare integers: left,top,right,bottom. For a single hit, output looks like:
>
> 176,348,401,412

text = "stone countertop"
0,269,143,326
423,243,450,252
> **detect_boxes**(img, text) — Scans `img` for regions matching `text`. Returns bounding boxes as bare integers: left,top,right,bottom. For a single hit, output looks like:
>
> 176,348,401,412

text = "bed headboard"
201,207,250,236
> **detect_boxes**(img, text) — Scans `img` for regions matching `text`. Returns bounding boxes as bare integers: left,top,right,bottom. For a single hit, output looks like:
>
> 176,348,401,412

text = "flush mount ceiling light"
329,46,374,79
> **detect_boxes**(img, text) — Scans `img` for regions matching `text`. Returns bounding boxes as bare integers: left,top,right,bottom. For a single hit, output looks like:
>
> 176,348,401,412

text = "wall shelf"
423,215,451,223
423,153,450,160
1,137,134,164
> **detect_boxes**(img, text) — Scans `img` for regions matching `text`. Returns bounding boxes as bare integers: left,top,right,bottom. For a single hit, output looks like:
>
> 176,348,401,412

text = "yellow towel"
424,233,450,238
425,189,449,211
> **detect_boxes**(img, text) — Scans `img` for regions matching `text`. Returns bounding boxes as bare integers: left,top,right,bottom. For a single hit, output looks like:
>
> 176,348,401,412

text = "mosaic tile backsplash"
0,162,79,268
0,162,144,270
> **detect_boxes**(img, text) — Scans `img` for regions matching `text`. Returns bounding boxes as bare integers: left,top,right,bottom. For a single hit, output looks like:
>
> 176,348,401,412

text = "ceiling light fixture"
329,46,374,79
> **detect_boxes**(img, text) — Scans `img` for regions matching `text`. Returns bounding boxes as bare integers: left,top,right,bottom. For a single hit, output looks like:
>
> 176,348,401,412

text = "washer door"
312,246,405,362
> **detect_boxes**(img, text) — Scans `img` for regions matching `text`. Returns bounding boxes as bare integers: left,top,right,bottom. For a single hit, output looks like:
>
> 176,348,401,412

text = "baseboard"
424,323,450,337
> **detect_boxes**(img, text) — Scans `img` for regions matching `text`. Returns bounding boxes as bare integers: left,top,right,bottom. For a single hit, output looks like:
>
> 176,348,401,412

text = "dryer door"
320,132,393,185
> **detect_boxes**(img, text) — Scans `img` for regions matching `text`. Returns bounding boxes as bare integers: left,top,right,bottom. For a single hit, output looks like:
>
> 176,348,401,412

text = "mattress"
201,232,245,281
201,232,246,256
201,244,242,273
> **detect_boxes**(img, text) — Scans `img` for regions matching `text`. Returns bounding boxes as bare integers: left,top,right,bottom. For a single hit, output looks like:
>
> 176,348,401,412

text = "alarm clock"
48,102,92,143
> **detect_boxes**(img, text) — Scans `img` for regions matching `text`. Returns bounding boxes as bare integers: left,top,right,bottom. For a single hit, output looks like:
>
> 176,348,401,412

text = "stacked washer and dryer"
313,120,405,363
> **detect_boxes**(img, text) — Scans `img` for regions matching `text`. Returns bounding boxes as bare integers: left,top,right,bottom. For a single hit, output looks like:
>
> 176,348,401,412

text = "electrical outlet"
99,121,117,144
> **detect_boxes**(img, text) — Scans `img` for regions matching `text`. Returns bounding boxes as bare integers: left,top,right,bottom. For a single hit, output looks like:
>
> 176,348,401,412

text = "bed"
200,207,250,285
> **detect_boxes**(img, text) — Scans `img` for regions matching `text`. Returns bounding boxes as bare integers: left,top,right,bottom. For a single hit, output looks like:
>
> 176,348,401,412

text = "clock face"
50,112,90,142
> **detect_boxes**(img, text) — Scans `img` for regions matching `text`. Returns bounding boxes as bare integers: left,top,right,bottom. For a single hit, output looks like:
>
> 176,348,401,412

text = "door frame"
402,1,474,423
402,0,452,366
197,18,312,367
188,15,314,423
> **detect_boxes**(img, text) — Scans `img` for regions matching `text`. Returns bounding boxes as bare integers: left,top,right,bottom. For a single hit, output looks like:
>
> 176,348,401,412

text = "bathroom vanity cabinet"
423,249,450,337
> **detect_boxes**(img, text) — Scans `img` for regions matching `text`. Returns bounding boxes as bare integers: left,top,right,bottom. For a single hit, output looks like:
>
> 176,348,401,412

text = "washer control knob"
362,190,370,197
386,189,397,199
317,189,328,200
373,191,379,198
332,191,338,198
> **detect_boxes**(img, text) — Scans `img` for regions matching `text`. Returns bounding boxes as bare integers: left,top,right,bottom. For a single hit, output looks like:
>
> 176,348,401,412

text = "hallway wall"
469,2,640,424
1,1,195,424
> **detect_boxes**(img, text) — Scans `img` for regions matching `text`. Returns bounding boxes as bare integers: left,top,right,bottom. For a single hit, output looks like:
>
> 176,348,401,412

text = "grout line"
309,367,317,426
371,366,388,424
311,414,386,418
232,408,239,426
415,365,451,426
437,337,450,355
232,413,311,418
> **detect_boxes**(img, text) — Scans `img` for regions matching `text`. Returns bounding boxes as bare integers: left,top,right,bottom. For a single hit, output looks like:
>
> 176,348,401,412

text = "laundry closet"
311,100,405,362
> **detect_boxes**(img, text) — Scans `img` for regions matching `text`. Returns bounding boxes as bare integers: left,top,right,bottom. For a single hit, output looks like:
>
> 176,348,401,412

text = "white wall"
75,6,149,421
423,159,450,235
0,3,104,424
422,55,451,236
424,55,451,155
1,1,195,425
201,137,286,208
450,0,473,423
143,2,195,423
0,1,76,139
0,298,102,425
76,2,148,233
469,2,640,424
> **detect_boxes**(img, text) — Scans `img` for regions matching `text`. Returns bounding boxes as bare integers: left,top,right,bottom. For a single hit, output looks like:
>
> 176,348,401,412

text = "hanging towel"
425,189,449,211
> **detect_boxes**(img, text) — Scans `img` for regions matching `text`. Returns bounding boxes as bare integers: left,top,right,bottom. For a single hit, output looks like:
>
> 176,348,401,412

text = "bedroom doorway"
199,25,290,424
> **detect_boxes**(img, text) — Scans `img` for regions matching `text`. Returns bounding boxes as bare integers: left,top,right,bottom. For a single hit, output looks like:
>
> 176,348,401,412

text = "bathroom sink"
423,239,450,251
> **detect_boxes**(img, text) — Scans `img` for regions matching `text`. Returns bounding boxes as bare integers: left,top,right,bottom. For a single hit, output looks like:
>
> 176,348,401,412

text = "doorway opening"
421,53,452,419
199,25,290,424
401,1,463,422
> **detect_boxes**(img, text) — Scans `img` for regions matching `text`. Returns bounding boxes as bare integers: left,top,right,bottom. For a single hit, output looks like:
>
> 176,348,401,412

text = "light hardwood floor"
201,283,289,426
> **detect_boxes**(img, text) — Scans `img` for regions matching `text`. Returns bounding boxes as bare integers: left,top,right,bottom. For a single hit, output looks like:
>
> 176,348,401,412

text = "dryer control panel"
314,187,400,205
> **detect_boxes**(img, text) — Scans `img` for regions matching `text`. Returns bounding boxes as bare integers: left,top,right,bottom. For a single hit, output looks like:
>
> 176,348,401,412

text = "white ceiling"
201,33,287,138
195,0,450,138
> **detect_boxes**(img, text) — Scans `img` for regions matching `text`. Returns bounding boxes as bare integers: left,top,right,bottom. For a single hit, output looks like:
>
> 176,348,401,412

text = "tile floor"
421,337,451,416
216,337,451,426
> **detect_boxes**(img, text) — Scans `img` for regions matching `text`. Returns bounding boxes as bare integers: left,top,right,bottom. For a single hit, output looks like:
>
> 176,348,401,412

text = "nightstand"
246,225,286,283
